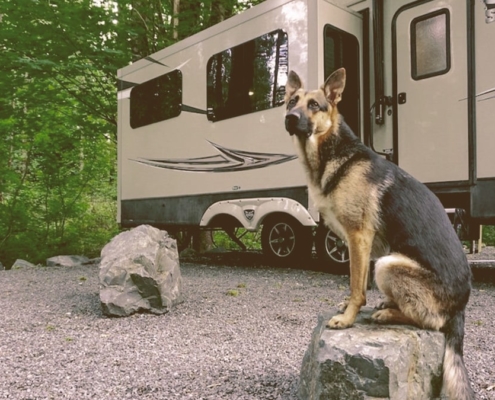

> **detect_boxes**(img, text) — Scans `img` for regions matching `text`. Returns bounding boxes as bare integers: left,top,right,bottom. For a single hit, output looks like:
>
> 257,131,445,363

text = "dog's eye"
308,100,320,111
288,98,297,108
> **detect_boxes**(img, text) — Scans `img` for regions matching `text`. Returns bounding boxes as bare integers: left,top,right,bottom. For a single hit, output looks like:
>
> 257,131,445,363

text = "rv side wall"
117,0,313,227
475,2,495,180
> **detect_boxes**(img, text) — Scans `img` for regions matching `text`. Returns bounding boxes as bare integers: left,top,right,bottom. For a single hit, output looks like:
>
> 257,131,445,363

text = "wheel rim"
268,222,296,258
325,231,349,263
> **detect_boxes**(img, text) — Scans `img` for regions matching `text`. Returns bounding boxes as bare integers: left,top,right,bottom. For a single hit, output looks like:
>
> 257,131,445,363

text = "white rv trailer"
117,0,495,267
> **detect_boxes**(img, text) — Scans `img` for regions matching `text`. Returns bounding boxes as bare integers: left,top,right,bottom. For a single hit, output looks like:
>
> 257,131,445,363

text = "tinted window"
130,70,182,129
411,10,450,80
324,25,360,135
206,30,288,122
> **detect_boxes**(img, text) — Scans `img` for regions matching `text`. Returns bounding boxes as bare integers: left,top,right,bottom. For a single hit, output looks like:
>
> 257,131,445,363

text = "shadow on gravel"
180,250,351,276
65,292,103,316
471,267,495,285
180,250,495,285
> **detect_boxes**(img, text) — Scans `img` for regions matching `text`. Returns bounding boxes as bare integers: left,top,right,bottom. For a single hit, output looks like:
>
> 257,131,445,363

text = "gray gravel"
1,251,495,400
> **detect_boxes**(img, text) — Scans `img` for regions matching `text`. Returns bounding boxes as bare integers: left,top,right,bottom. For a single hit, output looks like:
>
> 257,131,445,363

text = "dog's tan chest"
312,158,385,234
308,181,347,240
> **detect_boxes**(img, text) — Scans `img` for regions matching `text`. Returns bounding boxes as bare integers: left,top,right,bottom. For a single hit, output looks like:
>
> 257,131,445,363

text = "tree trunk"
194,230,215,253
208,0,236,27
129,1,149,60
176,0,202,40
172,0,179,40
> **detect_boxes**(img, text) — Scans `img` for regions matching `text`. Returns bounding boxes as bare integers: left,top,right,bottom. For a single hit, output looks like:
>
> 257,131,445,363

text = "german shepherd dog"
285,69,474,399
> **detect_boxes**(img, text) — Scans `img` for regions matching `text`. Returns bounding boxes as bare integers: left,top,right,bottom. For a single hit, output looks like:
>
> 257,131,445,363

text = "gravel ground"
1,250,495,400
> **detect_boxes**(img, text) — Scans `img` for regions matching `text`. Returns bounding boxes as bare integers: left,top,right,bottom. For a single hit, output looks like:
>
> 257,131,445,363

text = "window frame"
130,69,182,129
323,24,360,136
206,29,289,123
410,9,451,81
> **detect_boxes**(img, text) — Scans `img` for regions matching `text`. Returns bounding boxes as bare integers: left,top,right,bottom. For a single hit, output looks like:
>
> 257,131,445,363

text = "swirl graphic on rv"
476,86,495,102
132,141,297,172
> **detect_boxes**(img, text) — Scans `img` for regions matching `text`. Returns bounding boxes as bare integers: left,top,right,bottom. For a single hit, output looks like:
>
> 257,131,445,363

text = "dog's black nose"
285,114,300,135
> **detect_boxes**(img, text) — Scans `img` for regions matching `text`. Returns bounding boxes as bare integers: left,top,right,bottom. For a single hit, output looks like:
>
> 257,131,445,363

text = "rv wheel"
315,224,350,271
261,215,312,266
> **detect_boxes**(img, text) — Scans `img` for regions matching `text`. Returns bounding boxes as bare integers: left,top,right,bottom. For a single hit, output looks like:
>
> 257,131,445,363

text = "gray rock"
46,255,90,267
99,225,183,317
299,308,445,400
87,257,101,265
179,247,198,258
11,259,37,270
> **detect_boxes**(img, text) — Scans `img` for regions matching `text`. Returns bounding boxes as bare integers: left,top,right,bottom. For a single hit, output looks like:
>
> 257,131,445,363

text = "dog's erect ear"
285,71,303,103
323,68,346,105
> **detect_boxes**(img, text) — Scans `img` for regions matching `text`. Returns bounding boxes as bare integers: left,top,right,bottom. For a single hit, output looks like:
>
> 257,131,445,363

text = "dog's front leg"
327,230,373,329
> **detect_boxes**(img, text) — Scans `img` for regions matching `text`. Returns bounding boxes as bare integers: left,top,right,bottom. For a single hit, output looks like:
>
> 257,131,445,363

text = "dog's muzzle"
285,112,312,138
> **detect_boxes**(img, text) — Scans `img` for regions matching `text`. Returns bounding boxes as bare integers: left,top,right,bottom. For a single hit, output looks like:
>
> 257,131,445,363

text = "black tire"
315,224,350,270
261,215,313,266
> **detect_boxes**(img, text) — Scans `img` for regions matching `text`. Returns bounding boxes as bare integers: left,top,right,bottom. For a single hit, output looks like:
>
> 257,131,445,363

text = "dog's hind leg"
371,253,446,330
375,298,399,310
372,307,418,326
373,253,475,399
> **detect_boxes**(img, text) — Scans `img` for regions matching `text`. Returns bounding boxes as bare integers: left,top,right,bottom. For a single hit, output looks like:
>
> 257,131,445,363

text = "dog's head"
284,68,346,139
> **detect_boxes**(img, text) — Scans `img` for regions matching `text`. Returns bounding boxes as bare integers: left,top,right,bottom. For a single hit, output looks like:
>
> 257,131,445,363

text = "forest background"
0,0,266,268
1,0,493,268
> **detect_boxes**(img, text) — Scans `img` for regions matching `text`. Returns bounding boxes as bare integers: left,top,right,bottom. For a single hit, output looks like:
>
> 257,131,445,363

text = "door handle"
375,96,393,124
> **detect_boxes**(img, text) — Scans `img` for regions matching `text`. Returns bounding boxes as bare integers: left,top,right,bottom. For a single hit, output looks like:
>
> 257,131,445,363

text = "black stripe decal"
182,105,207,114
144,56,169,67
132,141,297,173
117,79,137,91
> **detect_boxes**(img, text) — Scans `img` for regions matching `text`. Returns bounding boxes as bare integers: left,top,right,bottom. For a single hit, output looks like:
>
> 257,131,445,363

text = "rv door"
319,2,362,138
393,1,469,184
300,1,362,222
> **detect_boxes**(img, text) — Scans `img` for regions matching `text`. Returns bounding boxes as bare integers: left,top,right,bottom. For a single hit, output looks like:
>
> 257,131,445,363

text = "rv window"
130,70,182,129
324,25,360,135
411,9,450,80
206,29,288,122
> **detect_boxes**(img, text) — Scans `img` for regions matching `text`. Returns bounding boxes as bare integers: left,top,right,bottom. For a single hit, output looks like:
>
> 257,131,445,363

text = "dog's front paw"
327,314,354,329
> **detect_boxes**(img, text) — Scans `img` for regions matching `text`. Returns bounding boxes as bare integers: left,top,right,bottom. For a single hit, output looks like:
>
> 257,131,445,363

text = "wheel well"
261,212,301,228
206,214,243,230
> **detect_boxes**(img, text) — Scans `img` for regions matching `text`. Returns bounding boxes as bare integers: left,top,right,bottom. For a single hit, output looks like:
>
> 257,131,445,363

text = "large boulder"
99,225,183,317
299,308,445,400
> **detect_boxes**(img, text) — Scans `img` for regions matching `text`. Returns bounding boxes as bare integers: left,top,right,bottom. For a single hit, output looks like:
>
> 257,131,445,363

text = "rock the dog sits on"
284,68,474,400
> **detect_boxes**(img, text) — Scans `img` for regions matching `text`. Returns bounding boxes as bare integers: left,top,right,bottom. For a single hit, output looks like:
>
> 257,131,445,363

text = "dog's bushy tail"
442,311,475,400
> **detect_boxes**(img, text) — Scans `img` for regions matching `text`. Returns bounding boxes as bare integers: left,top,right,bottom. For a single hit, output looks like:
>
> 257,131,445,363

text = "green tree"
0,0,124,266
0,0,264,267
